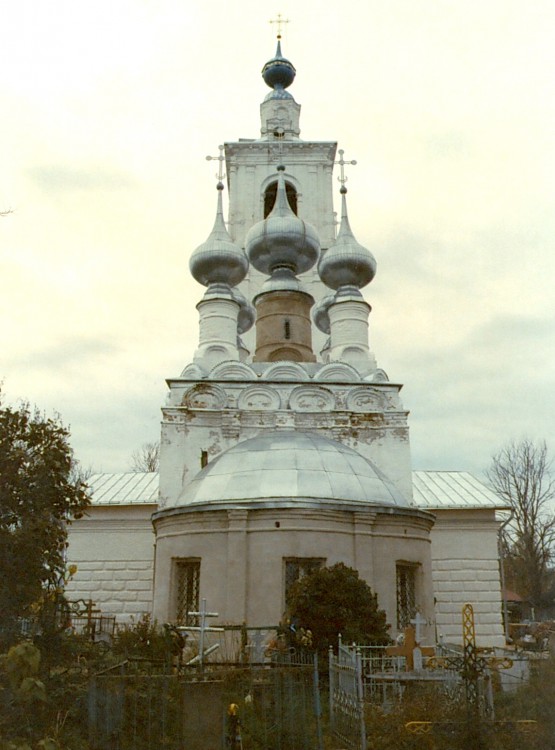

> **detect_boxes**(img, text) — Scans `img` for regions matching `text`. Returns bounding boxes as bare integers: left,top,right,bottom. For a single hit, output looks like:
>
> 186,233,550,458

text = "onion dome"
231,287,256,334
246,166,320,278
189,182,248,288
318,187,376,292
262,39,296,99
312,293,336,334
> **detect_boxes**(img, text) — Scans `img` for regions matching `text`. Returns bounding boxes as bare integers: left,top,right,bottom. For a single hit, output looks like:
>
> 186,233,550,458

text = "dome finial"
335,148,357,192
318,173,376,292
205,144,226,187
262,16,296,96
269,13,290,41
189,153,248,288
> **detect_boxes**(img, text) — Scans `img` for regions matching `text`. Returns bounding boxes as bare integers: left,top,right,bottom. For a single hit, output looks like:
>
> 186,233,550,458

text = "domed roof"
262,39,296,100
178,431,410,508
318,188,376,292
189,183,248,288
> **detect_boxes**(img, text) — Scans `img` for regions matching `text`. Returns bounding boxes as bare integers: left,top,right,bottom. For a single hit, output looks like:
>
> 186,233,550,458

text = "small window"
264,181,298,217
396,563,417,630
284,319,291,340
201,450,208,468
175,559,201,625
284,558,325,607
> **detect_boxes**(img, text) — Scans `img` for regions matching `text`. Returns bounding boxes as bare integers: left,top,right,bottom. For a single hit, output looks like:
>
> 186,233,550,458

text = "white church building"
66,38,509,648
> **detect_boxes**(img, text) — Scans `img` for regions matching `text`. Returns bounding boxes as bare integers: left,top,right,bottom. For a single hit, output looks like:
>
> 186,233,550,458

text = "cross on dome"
206,144,226,185
269,13,290,39
335,149,357,189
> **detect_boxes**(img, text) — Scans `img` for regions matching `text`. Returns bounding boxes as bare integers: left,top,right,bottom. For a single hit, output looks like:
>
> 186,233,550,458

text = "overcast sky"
1,0,554,479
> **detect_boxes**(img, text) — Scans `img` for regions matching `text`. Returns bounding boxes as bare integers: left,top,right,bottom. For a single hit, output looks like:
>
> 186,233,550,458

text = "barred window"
284,558,325,607
396,563,417,629
175,559,200,625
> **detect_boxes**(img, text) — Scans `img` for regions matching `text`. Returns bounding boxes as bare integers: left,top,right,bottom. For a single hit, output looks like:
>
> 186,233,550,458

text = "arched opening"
264,181,298,217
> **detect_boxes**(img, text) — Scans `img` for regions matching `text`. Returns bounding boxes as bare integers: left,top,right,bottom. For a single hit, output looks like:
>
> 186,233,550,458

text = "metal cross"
270,13,290,39
335,148,357,186
404,603,535,741
185,597,223,669
426,603,512,714
206,144,225,183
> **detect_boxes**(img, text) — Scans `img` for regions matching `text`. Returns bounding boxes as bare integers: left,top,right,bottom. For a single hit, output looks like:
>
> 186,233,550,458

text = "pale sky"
1,0,554,478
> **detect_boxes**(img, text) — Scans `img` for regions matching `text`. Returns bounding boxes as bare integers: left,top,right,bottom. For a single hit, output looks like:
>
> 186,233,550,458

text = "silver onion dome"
231,287,256,334
189,183,249,288
262,39,296,100
318,187,376,291
246,166,320,277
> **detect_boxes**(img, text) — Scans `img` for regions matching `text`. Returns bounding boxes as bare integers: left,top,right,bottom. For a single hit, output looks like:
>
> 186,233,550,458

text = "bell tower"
223,38,337,354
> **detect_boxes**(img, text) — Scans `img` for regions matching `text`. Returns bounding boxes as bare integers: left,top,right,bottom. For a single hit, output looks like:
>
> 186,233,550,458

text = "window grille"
284,558,325,607
396,564,417,629
175,560,200,625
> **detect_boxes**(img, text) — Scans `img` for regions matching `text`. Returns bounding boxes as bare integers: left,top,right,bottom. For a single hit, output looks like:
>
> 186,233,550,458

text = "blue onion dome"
246,166,320,277
312,293,336,334
318,187,376,291
231,287,256,334
189,182,248,288
262,39,296,99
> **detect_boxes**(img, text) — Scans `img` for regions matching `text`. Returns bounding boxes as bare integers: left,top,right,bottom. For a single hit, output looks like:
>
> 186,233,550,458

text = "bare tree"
130,441,160,473
488,439,555,609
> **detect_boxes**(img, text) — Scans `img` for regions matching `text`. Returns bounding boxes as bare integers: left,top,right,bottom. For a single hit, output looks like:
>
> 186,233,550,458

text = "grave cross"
405,604,535,742
427,603,512,713
181,597,224,669
386,624,434,671
410,612,427,643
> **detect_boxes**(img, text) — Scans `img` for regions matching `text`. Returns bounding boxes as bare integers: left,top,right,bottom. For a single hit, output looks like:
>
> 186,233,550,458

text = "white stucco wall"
63,492,507,650
65,505,155,623
430,508,505,648
152,504,436,641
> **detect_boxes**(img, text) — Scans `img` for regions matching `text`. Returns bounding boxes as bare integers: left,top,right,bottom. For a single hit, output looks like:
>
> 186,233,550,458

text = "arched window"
264,181,298,217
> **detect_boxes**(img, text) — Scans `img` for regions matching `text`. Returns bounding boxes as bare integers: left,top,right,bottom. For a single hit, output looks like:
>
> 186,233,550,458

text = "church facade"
66,39,508,648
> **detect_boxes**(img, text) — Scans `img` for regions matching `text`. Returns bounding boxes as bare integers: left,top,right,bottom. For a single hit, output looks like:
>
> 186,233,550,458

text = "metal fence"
88,654,323,750
328,639,366,750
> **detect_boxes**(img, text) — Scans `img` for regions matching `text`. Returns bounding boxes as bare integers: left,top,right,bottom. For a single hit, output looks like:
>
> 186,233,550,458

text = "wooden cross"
270,13,290,39
205,144,226,183
335,148,357,187
386,624,435,672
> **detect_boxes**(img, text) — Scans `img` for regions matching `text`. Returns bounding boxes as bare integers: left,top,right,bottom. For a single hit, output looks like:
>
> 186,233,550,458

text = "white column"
194,289,241,371
328,294,377,373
